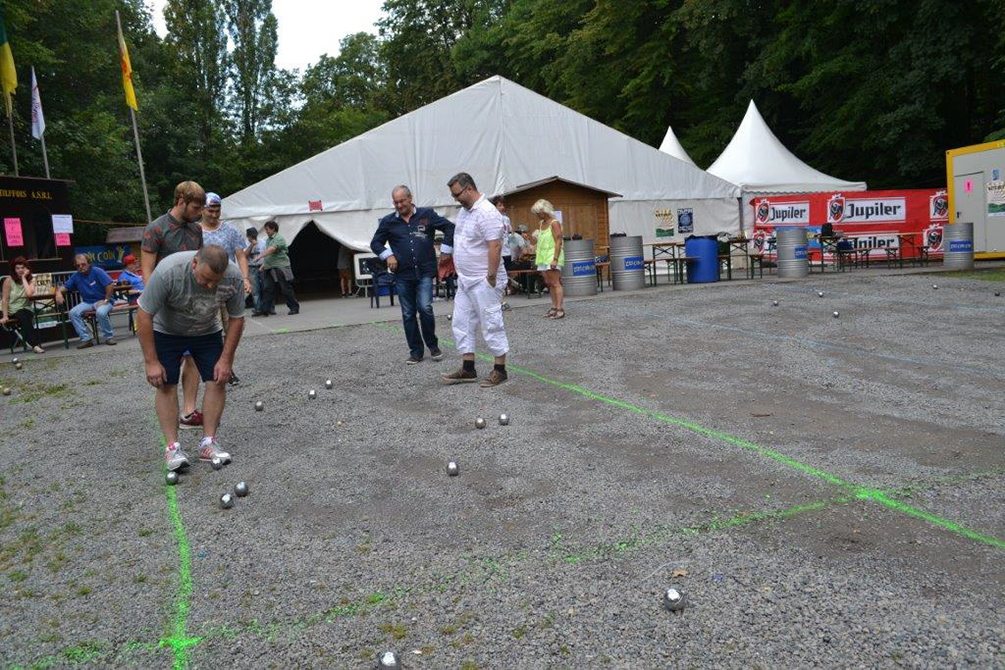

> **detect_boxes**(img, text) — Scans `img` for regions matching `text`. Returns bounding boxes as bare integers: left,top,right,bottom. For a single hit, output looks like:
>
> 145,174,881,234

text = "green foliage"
0,0,1001,236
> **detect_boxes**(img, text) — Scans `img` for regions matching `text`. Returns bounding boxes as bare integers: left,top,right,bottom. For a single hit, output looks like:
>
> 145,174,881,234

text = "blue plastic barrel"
684,235,719,283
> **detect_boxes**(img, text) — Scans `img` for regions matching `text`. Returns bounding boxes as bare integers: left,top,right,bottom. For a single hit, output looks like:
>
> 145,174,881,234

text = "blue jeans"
395,274,437,359
249,267,264,311
69,301,114,341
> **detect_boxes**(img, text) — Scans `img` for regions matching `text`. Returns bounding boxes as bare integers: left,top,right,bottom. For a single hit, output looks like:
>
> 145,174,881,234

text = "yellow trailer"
946,139,1005,258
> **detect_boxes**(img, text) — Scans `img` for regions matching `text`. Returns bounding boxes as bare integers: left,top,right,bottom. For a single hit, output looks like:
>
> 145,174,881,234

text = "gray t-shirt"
138,251,245,336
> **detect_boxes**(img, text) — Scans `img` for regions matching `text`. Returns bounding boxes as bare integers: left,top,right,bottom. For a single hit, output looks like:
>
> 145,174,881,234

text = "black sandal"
550,309,566,319
543,308,557,318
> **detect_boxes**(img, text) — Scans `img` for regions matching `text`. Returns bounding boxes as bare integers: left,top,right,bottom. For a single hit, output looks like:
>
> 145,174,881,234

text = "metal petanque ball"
325,379,333,389
996,292,1001,297
309,389,317,400
932,284,938,290
378,651,400,668
499,413,510,426
771,300,778,307
475,417,486,429
832,311,840,318
211,457,224,471
220,493,234,509
447,314,452,321
255,400,264,412
235,481,249,497
166,471,179,486
446,461,459,476
662,587,687,612
11,357,18,364
817,291,824,297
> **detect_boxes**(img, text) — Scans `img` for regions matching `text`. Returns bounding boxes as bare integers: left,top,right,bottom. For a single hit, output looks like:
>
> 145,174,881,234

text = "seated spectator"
55,254,117,348
117,254,145,298
1,255,45,354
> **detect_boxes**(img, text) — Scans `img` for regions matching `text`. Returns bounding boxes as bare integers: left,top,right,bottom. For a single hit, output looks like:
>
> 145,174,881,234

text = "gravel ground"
1,270,1003,668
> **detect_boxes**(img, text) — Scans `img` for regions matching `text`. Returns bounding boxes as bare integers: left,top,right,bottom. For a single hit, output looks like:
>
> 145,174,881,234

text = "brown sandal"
543,308,557,318
549,309,566,319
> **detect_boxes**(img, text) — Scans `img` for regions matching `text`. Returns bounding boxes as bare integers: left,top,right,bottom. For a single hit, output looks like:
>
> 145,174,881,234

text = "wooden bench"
80,301,140,342
507,269,544,298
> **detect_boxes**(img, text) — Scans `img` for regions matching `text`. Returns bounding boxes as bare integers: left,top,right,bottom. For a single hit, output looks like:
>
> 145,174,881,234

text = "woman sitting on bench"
1,256,45,354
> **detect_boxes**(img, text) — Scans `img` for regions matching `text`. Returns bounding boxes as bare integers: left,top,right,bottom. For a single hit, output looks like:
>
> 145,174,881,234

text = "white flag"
30,66,44,139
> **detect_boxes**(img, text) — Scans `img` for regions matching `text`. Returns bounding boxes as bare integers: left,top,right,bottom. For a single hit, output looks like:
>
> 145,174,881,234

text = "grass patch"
9,569,27,582
938,268,1005,282
11,382,73,404
377,622,408,640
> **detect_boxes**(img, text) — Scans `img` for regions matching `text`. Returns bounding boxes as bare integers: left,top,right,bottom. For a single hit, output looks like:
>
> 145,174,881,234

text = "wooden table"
645,241,685,283
28,292,71,349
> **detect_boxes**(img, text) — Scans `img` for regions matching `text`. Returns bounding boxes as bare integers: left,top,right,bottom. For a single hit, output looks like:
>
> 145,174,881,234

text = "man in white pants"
442,172,510,388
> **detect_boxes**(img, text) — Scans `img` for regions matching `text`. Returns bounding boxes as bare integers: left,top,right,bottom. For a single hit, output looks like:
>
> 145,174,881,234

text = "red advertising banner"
749,188,948,260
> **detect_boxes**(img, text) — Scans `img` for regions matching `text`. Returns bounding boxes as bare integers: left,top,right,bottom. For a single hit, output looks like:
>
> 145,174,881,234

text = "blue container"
684,235,719,283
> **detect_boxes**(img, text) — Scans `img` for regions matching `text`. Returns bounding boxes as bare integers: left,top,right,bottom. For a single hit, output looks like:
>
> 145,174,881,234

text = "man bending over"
137,246,245,471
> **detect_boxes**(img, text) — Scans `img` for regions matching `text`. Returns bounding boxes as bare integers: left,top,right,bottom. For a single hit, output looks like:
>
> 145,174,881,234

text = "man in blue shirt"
371,185,455,364
55,254,117,348
117,254,145,292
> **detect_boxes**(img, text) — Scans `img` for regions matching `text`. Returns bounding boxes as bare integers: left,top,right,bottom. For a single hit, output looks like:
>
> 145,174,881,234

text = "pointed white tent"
223,76,741,250
658,125,696,166
707,100,866,193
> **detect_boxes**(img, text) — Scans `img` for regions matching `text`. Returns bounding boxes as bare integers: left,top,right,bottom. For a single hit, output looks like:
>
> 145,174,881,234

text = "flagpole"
6,107,16,176
116,10,151,222
39,131,48,178
129,106,151,221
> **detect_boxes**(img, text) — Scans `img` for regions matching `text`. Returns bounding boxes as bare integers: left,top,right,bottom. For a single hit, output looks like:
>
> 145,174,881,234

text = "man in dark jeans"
371,185,455,364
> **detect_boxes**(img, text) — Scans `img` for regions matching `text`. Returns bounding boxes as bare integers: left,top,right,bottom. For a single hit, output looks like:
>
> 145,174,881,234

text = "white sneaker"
165,442,190,472
199,437,231,464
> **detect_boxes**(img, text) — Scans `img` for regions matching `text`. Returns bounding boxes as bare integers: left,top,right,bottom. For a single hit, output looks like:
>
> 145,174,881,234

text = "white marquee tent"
707,100,866,195
658,125,696,166
223,76,741,250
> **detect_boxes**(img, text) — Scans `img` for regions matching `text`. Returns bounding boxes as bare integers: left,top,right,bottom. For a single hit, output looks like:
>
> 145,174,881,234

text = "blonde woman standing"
531,199,565,318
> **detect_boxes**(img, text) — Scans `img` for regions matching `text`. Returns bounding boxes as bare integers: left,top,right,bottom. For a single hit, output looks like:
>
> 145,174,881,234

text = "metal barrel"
776,227,809,278
560,238,597,297
943,221,974,270
610,235,645,290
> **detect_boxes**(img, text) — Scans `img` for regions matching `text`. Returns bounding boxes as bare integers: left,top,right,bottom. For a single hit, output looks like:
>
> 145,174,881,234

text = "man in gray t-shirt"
137,246,246,471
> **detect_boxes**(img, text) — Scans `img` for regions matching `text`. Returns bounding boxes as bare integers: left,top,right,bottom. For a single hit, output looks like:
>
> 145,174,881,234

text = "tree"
223,0,278,142
163,0,230,153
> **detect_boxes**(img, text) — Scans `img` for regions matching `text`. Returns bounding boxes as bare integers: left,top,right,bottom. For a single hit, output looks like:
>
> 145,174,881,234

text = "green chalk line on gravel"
375,323,1004,550
155,430,202,668
159,482,202,667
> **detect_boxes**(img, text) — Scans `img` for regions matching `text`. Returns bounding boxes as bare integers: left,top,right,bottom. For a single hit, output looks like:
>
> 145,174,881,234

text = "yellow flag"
0,8,18,116
117,21,137,110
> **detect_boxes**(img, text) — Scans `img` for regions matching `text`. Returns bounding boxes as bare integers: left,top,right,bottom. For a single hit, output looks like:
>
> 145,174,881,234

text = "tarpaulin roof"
658,125,696,166
707,100,866,193
223,76,739,225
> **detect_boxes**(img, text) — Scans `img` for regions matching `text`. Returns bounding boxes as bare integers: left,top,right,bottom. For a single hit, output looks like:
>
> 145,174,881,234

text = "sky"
147,0,387,71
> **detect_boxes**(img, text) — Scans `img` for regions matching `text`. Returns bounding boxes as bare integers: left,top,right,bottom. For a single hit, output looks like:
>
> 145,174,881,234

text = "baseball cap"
205,192,222,207
122,254,137,265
